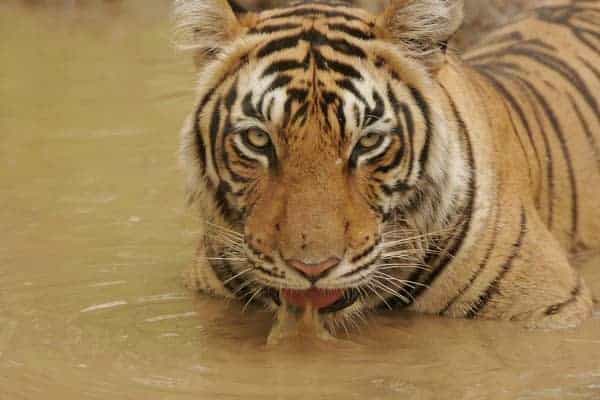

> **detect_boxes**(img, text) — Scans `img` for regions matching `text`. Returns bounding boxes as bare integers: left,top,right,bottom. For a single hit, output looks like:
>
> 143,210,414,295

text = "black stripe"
290,102,310,126
336,79,368,106
283,88,309,127
537,4,600,54
241,92,264,122
313,49,363,79
516,77,579,239
385,92,476,310
192,55,250,177
193,125,207,177
544,278,582,316
466,207,527,318
211,259,246,297
266,98,275,121
381,180,412,195
267,8,369,24
409,90,477,301
210,258,273,307
262,60,308,77
579,56,600,85
327,23,374,40
398,88,477,304
380,85,409,178
225,79,238,109
289,1,353,8
477,64,540,206
215,181,238,221
222,127,254,185
350,242,379,264
400,103,415,179
408,86,432,179
567,92,600,173
475,66,553,225
230,139,259,165
257,28,367,59
250,23,302,35
227,0,247,15
362,90,384,128
303,28,367,58
374,134,404,175
441,191,502,316
223,156,253,184
257,35,301,58
352,103,361,128
266,75,294,93
483,30,523,46
466,39,556,64
491,46,599,119
209,98,223,175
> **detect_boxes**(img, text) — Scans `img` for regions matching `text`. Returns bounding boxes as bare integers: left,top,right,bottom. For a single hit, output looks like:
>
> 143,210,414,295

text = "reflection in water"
0,1,599,399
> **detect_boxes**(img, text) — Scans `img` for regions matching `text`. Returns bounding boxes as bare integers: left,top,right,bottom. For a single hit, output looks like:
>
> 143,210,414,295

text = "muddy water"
1,2,599,399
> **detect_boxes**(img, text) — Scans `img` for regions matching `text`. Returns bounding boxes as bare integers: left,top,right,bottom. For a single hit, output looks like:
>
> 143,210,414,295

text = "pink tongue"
281,288,344,309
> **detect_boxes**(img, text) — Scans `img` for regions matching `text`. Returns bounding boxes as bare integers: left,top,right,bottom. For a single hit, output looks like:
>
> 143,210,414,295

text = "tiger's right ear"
376,0,464,70
174,0,255,65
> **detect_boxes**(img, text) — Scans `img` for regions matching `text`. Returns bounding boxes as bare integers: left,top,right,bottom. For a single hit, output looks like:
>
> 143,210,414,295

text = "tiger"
176,0,599,332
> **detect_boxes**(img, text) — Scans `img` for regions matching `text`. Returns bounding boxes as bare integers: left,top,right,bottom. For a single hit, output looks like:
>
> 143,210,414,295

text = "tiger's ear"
174,0,255,65
377,0,464,70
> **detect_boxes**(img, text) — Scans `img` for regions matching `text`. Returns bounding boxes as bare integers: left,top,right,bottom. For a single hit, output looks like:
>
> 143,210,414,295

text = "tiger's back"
465,1,600,252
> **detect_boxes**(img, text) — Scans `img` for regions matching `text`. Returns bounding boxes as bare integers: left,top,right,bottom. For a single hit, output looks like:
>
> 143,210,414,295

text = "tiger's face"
179,0,466,317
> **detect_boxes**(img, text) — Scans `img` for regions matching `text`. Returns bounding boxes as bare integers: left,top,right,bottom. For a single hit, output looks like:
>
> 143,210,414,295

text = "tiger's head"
177,0,470,321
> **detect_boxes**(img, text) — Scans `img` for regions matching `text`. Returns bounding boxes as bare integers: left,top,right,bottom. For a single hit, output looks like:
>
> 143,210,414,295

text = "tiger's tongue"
281,288,344,309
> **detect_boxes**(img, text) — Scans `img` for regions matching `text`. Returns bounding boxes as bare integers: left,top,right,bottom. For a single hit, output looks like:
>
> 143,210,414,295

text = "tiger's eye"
359,132,383,149
246,130,270,148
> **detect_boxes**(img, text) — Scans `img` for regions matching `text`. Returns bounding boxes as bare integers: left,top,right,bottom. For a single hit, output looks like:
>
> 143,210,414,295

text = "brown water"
1,2,600,399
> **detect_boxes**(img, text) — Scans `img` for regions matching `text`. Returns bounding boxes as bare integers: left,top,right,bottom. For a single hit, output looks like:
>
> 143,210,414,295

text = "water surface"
1,2,599,399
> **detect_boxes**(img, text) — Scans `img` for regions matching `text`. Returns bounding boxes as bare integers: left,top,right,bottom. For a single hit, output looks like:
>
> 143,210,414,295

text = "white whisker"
243,287,264,312
205,221,243,237
371,279,408,301
376,265,431,273
223,267,254,285
232,279,257,296
365,282,392,310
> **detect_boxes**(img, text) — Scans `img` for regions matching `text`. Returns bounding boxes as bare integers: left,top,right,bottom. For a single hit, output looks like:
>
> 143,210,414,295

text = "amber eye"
358,132,384,149
244,129,271,149
349,132,389,168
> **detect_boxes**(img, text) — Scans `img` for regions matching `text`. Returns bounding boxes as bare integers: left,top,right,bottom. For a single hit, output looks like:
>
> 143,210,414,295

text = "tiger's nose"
286,257,341,281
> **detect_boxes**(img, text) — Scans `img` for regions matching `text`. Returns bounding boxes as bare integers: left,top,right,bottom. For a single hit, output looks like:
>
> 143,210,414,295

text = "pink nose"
287,257,341,279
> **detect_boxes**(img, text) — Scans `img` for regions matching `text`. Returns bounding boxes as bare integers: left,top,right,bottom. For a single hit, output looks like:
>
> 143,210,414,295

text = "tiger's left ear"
377,0,464,70
174,0,255,65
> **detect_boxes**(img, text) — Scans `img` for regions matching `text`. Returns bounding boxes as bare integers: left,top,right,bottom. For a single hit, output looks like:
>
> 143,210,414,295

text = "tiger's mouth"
271,288,360,314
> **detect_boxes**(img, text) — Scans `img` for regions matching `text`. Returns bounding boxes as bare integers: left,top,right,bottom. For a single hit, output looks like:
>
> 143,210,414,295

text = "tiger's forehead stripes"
258,1,376,26
236,24,416,142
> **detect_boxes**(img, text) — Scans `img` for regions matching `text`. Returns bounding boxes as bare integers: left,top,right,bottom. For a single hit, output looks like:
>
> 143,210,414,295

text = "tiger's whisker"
243,287,264,312
365,282,392,310
204,221,243,237
370,279,409,303
223,267,254,285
